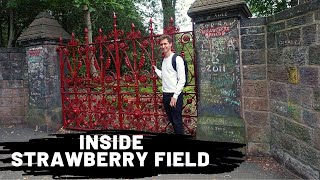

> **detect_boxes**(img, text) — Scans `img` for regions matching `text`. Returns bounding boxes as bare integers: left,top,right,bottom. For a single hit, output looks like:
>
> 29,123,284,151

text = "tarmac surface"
0,125,301,180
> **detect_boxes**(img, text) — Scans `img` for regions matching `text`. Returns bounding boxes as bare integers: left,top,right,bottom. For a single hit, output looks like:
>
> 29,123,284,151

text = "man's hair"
158,35,173,43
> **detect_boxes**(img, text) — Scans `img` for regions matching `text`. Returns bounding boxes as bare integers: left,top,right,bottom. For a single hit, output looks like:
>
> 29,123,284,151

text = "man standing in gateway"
153,35,186,135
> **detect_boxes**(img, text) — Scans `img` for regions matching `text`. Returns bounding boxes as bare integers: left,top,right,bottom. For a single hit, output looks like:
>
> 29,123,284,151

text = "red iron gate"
58,16,197,135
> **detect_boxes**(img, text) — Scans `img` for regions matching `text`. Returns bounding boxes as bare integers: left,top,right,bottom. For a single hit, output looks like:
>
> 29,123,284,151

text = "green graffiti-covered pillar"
188,0,251,143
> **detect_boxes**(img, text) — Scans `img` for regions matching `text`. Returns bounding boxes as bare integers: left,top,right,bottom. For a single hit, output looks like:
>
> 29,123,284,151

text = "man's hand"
170,97,177,107
152,65,157,70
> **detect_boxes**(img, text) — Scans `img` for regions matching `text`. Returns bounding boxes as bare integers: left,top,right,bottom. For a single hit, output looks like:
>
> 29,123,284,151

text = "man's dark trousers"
163,92,184,134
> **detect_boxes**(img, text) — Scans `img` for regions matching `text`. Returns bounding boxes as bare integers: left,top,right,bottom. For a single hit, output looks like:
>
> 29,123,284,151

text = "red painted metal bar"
149,18,159,131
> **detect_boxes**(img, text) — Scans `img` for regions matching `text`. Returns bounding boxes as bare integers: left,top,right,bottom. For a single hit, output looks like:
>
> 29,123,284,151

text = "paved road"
0,125,300,180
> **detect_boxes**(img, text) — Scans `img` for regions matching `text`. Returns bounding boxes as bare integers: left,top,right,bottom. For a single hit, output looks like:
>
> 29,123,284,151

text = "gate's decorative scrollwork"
57,15,197,135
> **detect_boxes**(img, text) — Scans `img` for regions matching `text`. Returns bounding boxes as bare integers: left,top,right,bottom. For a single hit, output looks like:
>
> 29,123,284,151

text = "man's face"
159,38,172,54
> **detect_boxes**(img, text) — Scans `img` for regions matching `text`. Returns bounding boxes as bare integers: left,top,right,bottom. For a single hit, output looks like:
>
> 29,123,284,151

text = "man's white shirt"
154,53,186,100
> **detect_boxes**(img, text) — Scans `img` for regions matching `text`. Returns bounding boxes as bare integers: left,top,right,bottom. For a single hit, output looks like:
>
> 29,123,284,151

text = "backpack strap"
172,53,178,71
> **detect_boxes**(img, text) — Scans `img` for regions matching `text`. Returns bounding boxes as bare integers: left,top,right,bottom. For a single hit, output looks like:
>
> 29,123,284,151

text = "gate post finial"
113,12,117,29
131,23,135,32
149,18,154,34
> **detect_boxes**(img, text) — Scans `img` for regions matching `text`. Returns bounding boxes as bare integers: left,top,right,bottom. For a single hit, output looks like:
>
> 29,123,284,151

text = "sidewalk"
0,125,301,180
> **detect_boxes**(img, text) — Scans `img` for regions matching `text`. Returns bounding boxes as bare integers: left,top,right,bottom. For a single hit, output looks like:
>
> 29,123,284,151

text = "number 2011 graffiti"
204,64,226,73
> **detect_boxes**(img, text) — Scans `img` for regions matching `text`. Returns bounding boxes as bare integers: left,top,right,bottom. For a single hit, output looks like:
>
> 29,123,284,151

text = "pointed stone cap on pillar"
17,11,71,46
188,0,252,22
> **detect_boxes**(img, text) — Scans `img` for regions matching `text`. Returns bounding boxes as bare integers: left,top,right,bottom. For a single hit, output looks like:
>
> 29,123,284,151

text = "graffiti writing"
195,18,241,117
200,26,230,38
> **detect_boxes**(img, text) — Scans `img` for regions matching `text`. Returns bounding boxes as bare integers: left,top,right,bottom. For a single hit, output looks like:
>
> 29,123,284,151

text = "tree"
71,0,146,75
2,0,49,47
0,0,145,47
134,0,189,33
245,0,298,17
161,0,176,29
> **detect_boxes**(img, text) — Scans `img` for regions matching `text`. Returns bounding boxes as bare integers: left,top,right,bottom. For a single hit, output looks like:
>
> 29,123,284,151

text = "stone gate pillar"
188,0,251,143
17,12,71,132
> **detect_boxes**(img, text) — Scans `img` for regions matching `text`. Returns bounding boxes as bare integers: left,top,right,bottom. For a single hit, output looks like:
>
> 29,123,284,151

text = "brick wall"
241,1,320,179
0,48,28,125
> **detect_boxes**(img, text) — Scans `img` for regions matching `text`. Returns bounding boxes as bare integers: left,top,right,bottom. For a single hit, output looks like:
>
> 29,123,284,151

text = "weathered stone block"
7,80,24,88
287,14,313,28
9,52,25,61
243,65,266,80
314,87,320,111
0,106,25,116
0,97,10,106
0,53,9,61
244,111,269,126
267,33,276,48
270,100,288,118
271,146,320,179
288,85,313,109
270,113,285,131
315,10,320,20
269,81,287,101
11,88,27,97
276,28,301,47
267,65,288,82
282,46,308,65
270,145,285,167
242,50,266,65
266,15,275,24
0,88,12,97
309,45,320,65
247,125,270,143
270,130,281,148
299,143,320,170
273,130,301,156
314,129,320,150
196,118,245,143
241,35,265,50
244,98,268,111
0,116,25,125
267,48,283,64
300,67,319,86
0,107,11,116
275,0,320,21
302,24,317,45
301,88,313,109
243,80,267,97
240,17,266,27
0,97,25,107
303,109,320,129
267,21,285,33
287,102,302,122
247,142,270,156
285,120,313,143
240,26,265,35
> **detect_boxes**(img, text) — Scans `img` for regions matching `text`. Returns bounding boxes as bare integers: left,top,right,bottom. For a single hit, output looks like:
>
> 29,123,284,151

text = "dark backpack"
172,53,188,87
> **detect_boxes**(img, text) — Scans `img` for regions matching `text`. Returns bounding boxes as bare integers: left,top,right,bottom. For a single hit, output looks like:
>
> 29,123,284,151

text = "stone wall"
240,17,270,156
241,1,320,179
0,48,28,125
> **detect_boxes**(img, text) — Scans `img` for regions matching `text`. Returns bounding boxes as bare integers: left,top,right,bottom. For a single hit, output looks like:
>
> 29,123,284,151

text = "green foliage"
0,0,146,47
245,0,296,17
134,0,189,32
